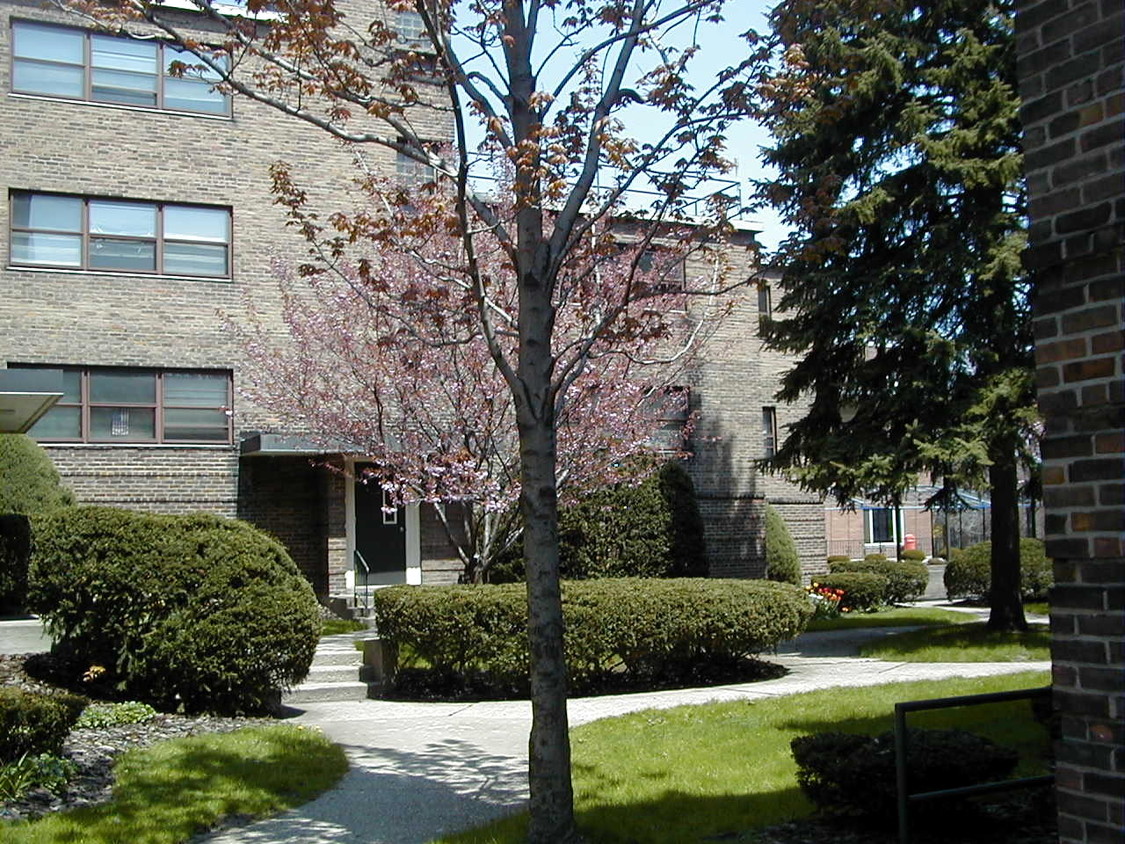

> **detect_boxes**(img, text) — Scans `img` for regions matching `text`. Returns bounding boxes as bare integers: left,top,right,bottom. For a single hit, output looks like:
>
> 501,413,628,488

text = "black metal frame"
894,685,1054,844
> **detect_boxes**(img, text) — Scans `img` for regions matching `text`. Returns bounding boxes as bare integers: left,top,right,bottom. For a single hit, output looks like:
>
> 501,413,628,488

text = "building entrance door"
353,466,406,585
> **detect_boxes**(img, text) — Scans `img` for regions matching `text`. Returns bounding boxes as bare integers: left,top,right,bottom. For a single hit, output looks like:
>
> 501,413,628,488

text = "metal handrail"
353,550,371,613
895,686,1054,844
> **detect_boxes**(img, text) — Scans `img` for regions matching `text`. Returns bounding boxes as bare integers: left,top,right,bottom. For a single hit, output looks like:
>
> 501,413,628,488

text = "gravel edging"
1,654,274,824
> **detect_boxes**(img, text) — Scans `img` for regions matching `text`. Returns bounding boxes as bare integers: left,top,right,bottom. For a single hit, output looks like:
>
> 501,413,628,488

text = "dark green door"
354,466,406,585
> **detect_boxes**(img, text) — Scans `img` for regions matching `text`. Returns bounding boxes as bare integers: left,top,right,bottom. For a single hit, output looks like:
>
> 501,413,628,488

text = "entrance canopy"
0,369,62,434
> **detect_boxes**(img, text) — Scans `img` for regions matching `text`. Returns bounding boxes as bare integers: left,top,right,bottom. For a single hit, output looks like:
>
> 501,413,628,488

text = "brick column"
1016,0,1124,840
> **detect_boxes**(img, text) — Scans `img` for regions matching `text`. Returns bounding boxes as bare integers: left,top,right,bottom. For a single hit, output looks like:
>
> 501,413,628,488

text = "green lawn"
437,671,1050,843
860,623,1051,662
806,606,973,632
321,617,368,637
1,725,347,843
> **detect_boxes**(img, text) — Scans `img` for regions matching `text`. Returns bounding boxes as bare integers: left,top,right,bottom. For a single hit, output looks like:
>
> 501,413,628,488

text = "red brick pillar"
1016,0,1124,840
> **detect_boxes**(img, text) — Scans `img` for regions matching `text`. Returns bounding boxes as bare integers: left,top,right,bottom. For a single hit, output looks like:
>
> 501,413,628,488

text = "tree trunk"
519,408,578,842
986,452,1028,631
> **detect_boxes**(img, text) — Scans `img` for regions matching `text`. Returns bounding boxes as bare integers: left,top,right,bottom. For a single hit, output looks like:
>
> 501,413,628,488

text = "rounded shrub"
813,571,888,612
828,557,928,604
0,435,74,516
901,548,927,562
0,688,87,762
943,537,1052,601
764,503,801,585
373,578,812,696
826,555,852,566
792,729,1019,819
0,435,73,611
863,552,888,564
28,507,320,714
493,460,707,582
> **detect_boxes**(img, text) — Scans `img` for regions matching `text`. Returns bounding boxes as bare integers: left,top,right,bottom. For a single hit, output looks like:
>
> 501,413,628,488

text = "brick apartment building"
0,0,823,597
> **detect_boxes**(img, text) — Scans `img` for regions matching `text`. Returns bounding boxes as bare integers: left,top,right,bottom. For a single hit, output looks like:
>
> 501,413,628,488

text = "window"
865,507,902,545
394,10,431,51
11,366,232,444
395,148,437,186
11,20,230,116
10,193,231,277
757,283,772,317
646,385,690,451
638,247,686,293
762,406,778,458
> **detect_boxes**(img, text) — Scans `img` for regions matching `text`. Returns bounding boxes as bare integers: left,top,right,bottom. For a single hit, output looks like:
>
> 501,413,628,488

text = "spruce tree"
753,0,1037,630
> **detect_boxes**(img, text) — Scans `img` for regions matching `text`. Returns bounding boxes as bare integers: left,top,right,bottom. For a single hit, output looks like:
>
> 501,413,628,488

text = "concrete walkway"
196,607,1050,844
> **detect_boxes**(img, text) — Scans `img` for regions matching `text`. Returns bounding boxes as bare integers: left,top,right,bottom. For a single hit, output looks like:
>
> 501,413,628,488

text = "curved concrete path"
195,607,1051,844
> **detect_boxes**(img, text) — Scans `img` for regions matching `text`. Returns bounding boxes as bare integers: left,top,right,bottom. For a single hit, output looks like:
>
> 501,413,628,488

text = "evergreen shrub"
492,460,707,582
791,729,1019,819
28,507,320,714
813,571,888,611
828,558,928,604
826,555,852,566
901,549,927,562
864,552,888,563
373,578,812,695
764,503,801,585
0,435,73,610
943,538,1052,601
0,688,87,762
0,514,33,611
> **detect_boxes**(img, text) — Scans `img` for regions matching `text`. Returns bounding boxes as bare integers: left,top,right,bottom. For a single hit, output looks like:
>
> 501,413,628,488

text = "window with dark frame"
763,405,778,458
10,193,231,277
758,283,772,317
866,507,899,544
11,366,233,444
646,385,690,451
11,20,230,116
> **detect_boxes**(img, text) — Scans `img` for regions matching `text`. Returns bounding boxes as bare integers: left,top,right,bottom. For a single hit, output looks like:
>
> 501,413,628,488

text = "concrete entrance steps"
282,634,376,705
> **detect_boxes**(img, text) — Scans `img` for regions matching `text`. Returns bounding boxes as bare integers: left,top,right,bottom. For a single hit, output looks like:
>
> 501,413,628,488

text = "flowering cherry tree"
240,170,725,583
59,0,753,837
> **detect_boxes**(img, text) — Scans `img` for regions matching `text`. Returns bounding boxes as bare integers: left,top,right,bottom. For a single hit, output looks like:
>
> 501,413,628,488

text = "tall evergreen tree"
753,0,1038,630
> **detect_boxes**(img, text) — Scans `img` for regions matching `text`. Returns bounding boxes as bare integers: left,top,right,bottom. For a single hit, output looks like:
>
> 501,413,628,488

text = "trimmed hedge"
944,538,1052,601
372,578,812,695
792,729,1019,819
901,549,927,562
828,558,928,604
764,504,801,585
812,571,888,612
28,507,321,715
0,688,87,763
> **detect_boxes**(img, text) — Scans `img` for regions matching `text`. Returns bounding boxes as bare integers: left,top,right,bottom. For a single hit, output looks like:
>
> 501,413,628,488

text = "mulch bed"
0,653,272,824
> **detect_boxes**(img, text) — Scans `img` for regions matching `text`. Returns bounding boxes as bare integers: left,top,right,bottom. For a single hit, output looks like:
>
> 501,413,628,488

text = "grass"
1023,601,1050,616
437,670,1050,844
806,606,973,632
859,623,1051,662
1,725,348,843
321,617,368,637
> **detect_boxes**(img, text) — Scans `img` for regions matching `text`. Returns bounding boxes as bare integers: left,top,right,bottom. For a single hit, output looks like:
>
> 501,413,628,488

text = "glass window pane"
163,77,228,114
11,232,82,267
91,35,157,74
163,206,229,242
27,406,81,440
91,72,158,106
12,60,85,97
90,407,155,440
89,201,156,237
13,22,84,64
163,242,228,276
59,369,82,403
12,194,82,232
166,48,222,83
163,408,229,441
164,372,228,407
89,371,155,404
89,238,156,271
